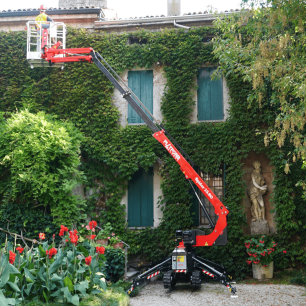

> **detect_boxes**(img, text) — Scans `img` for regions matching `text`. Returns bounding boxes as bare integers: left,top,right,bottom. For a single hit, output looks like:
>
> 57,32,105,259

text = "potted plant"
109,233,124,249
245,235,287,280
78,223,92,239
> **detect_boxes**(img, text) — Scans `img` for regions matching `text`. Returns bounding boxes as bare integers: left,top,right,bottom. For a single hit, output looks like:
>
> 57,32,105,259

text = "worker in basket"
35,4,55,51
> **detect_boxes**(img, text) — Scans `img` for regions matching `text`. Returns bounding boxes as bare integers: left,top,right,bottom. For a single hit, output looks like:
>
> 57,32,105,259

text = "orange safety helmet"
39,4,47,12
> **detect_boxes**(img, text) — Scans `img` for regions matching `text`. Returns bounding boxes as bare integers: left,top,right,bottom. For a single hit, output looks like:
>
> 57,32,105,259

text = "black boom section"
90,51,160,134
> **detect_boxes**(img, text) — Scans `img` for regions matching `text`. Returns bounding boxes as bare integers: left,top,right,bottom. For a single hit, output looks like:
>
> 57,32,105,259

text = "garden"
1,0,306,303
0,220,128,305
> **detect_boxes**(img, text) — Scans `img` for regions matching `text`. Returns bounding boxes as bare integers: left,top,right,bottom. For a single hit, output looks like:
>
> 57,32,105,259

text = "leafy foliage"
0,110,85,226
103,247,125,283
290,270,306,286
0,238,107,305
213,0,306,172
0,201,60,245
245,235,287,266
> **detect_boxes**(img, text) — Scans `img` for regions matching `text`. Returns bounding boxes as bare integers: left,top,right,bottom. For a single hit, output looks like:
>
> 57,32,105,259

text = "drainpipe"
173,19,190,30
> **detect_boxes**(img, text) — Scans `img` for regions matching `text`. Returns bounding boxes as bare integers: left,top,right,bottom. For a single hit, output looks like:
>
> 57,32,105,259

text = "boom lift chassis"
39,40,237,296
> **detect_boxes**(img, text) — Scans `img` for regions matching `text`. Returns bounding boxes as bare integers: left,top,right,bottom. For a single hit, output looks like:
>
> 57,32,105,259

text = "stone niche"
241,151,276,235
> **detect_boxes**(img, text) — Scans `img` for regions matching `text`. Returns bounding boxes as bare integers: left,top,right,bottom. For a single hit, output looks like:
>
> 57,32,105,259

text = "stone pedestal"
250,220,269,235
252,262,274,280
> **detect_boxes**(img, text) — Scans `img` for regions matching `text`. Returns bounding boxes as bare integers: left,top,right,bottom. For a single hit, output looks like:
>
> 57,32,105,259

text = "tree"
0,109,86,226
213,0,306,173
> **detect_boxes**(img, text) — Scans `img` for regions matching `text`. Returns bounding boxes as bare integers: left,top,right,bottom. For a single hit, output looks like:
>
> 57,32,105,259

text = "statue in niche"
248,161,268,222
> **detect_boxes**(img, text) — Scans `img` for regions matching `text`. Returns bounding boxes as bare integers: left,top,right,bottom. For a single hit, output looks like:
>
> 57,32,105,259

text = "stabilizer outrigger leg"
127,257,172,294
193,256,237,296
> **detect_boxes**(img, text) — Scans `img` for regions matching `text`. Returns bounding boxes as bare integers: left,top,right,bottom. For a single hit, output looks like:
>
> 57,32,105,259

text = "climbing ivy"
0,25,304,278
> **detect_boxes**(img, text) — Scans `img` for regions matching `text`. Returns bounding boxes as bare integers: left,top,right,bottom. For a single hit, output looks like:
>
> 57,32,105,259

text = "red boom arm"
153,130,229,247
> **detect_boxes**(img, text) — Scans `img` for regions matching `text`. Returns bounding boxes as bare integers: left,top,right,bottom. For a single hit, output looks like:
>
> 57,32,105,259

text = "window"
190,167,225,226
128,70,153,124
129,36,148,45
197,67,223,121
128,168,153,227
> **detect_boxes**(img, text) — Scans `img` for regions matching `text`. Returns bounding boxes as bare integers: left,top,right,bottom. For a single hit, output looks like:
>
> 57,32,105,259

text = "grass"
21,286,129,306
237,268,304,285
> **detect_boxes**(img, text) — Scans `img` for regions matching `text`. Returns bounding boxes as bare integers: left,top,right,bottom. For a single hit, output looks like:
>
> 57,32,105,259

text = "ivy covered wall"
0,26,305,278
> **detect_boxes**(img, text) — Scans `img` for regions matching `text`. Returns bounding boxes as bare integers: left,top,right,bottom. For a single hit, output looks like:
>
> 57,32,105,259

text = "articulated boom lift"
29,23,237,296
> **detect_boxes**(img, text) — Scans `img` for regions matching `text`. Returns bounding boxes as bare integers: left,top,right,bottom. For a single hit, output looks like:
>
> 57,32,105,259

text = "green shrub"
0,110,86,227
103,247,125,283
290,271,306,286
0,201,61,245
115,280,139,297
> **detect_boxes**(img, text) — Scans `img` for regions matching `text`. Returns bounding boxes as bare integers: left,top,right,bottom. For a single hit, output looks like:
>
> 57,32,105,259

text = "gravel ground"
129,279,306,306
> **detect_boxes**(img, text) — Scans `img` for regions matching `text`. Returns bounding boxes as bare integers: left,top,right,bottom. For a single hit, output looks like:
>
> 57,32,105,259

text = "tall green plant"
0,110,85,226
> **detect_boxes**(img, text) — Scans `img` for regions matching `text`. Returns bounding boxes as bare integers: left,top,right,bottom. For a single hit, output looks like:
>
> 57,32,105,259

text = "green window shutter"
198,67,223,120
128,168,153,227
128,70,153,124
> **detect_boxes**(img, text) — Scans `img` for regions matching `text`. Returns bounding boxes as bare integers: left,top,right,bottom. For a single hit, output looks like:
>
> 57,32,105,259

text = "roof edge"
0,8,101,17
95,12,231,27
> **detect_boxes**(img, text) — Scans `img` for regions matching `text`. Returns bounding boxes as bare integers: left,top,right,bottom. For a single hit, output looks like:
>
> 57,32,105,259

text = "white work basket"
26,21,66,68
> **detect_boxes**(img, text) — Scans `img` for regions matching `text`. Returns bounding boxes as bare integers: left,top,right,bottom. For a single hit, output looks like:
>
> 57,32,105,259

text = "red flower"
16,247,24,254
39,233,45,240
53,234,55,239
65,239,69,242
256,245,259,247
59,225,68,237
46,248,57,259
96,246,105,254
91,235,96,240
89,221,97,230
69,231,79,245
9,251,16,264
283,250,287,254
263,265,267,267
245,243,250,249
246,260,252,265
85,256,92,265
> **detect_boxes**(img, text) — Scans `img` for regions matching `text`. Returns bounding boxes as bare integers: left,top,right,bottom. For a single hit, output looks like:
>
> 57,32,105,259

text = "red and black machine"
36,36,237,296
